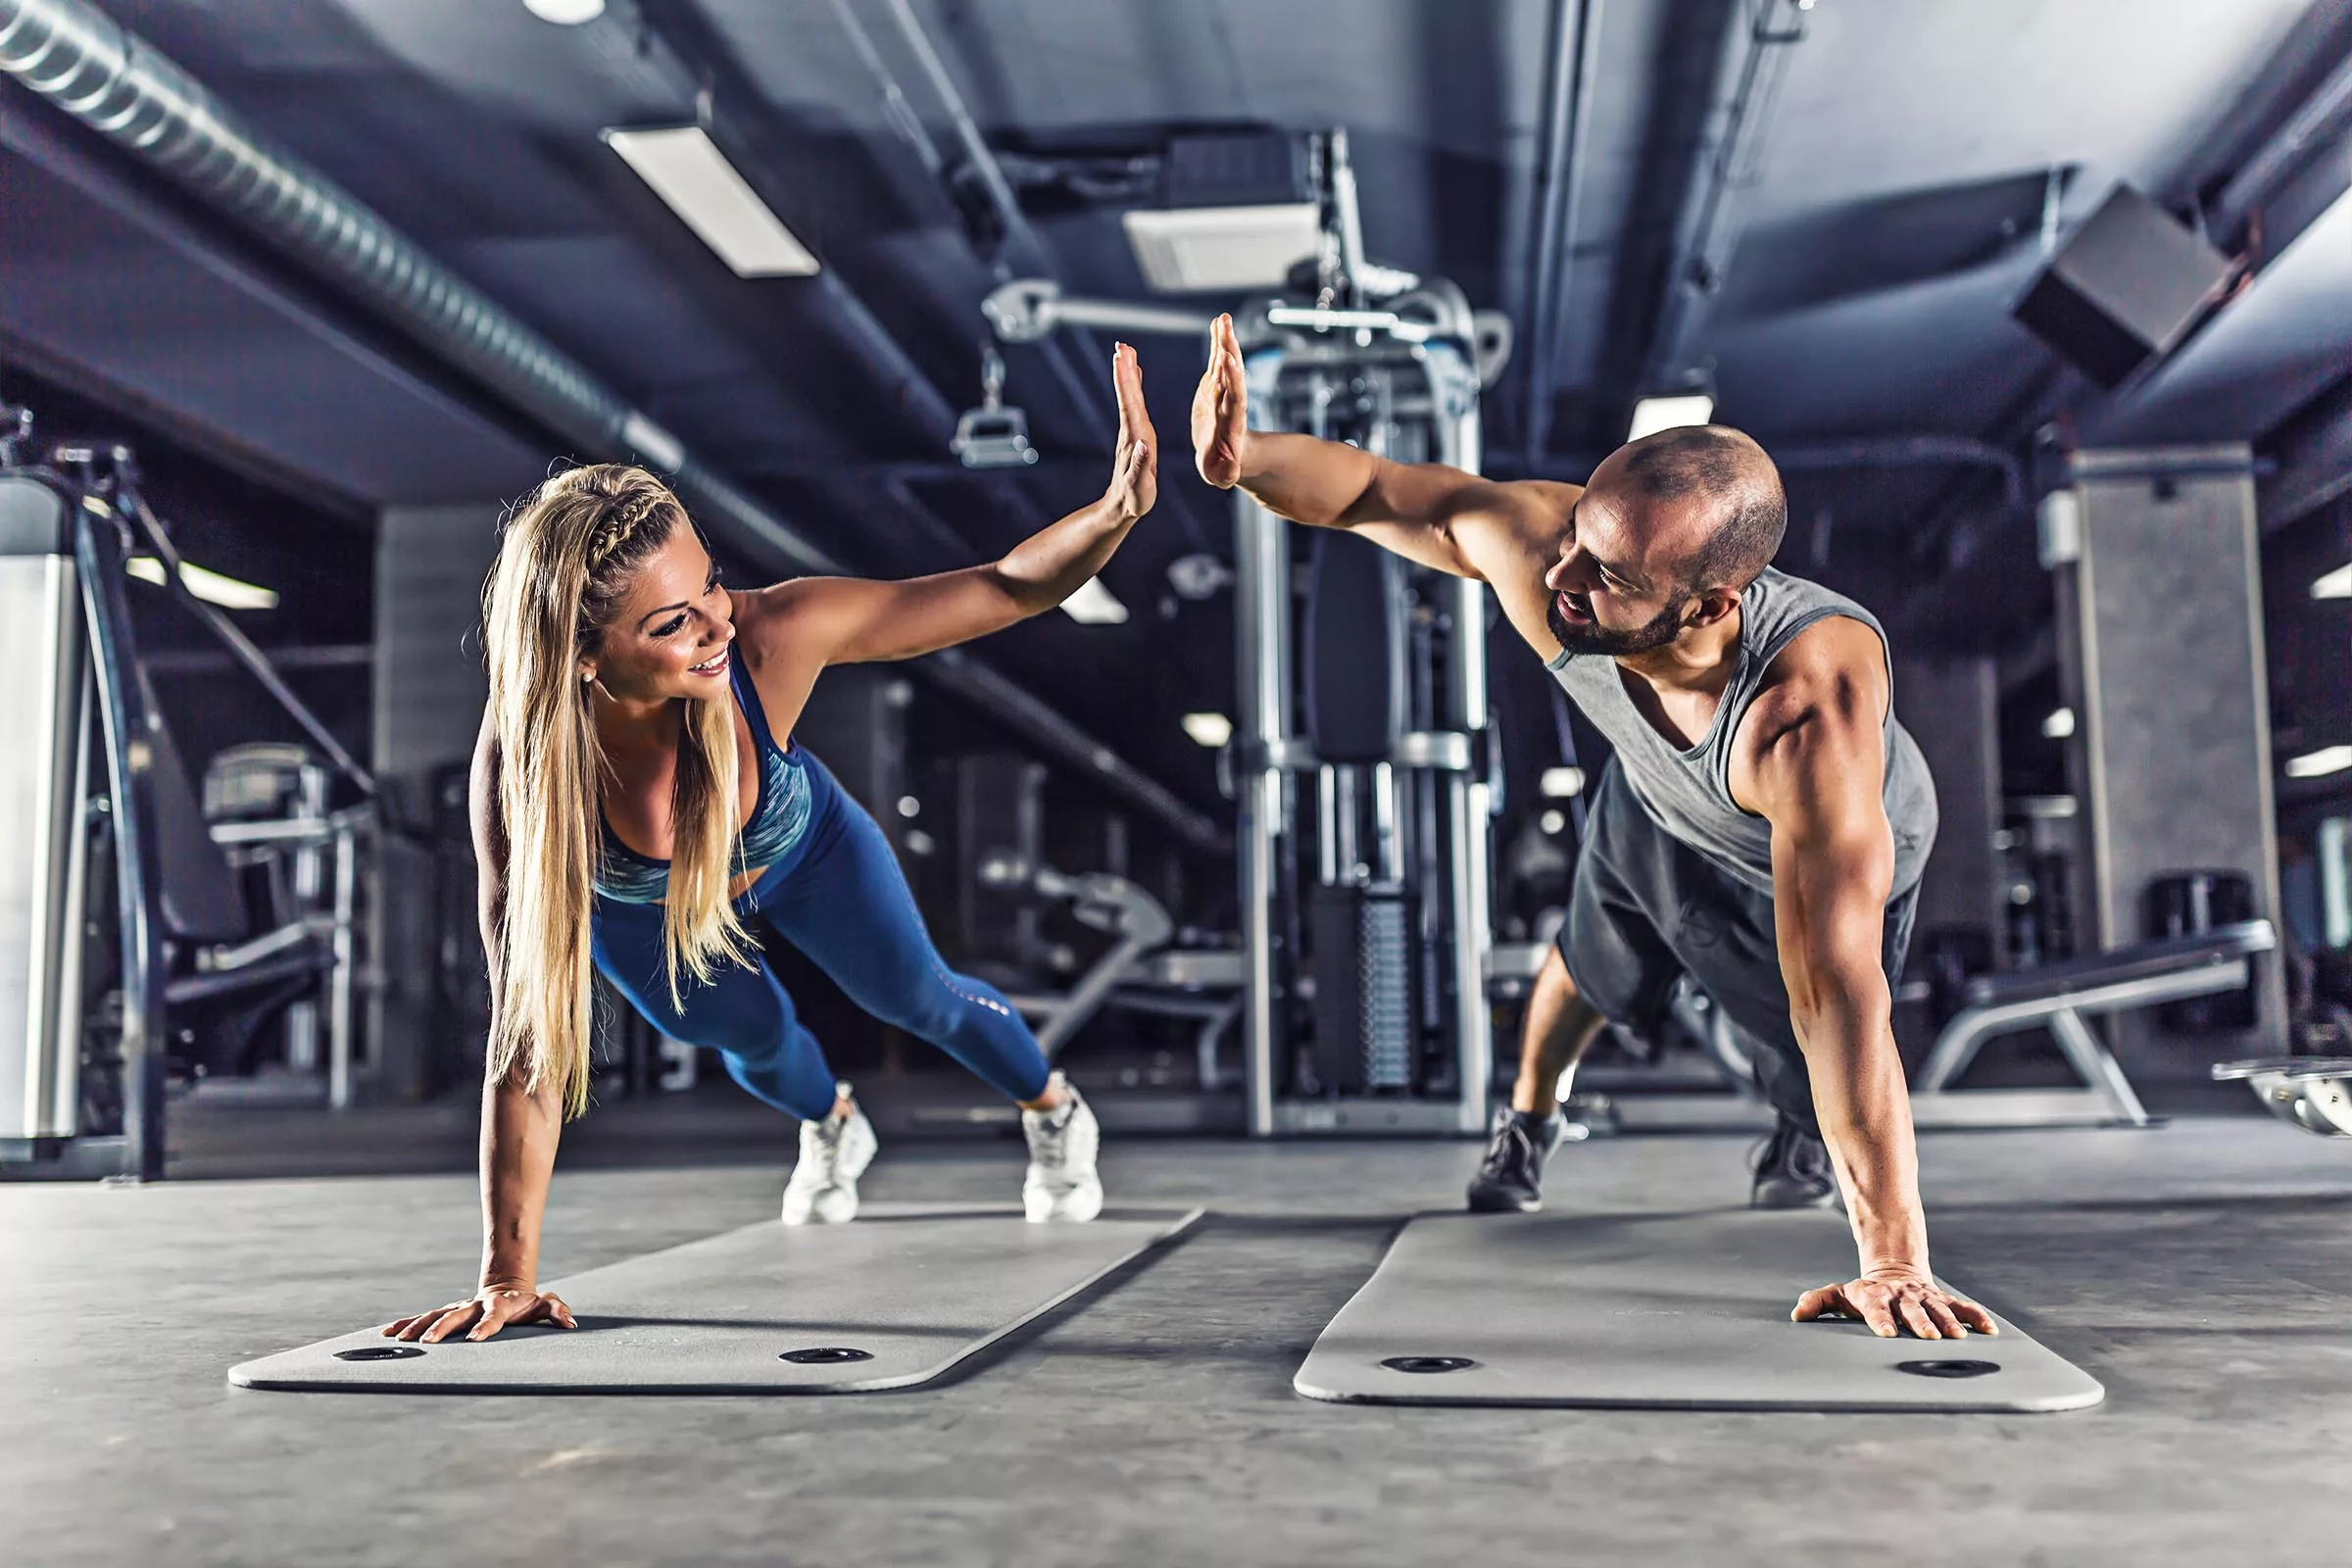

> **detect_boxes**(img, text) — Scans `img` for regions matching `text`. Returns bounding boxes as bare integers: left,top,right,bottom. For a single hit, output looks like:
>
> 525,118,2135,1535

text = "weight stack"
1310,882,1417,1094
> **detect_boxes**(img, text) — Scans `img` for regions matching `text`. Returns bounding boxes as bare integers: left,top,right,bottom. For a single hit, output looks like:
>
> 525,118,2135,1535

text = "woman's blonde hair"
479,465,751,1117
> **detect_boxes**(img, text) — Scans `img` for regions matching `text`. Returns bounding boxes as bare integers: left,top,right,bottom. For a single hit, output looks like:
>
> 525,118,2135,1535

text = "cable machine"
1227,278,1496,1135
984,130,1509,1136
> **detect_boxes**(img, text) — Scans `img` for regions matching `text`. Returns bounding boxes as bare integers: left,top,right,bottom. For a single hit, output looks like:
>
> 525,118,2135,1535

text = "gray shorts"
1555,758,1921,1135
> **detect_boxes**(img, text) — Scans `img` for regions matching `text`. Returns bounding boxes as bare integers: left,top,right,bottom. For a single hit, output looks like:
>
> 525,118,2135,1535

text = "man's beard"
1546,588,1690,657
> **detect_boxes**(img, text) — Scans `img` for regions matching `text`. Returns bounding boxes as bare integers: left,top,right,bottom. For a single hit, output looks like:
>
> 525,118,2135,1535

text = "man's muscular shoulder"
1729,614,1890,809
1458,478,1579,656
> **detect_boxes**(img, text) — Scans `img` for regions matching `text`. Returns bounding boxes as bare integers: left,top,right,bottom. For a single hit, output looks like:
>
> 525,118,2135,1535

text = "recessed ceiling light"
1540,766,1586,798
524,0,606,24
1060,577,1129,625
1122,204,1320,294
1628,394,1714,442
2042,707,2077,739
603,125,820,278
127,556,279,611
2286,745,2352,779
1182,712,1234,748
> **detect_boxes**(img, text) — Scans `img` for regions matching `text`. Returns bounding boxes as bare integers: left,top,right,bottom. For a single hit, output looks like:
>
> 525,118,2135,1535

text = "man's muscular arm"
1192,313,1569,655
1737,618,1997,1341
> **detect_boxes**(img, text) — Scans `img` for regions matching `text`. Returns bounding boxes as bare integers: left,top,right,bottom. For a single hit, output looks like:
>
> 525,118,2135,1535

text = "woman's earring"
582,669,595,685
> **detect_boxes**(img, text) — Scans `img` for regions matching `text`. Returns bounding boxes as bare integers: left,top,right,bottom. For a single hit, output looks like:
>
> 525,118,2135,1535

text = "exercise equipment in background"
2212,1056,2352,1137
0,413,372,1181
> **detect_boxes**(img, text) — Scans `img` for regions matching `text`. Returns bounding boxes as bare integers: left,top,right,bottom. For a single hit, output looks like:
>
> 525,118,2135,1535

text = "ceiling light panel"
1627,394,1715,442
1182,712,1234,748
2286,745,2352,779
1060,577,1129,625
1122,204,1320,294
603,126,819,278
127,556,280,611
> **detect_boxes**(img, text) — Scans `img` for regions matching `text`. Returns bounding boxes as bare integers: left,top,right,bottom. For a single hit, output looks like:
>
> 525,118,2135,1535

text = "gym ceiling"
2,0,2347,814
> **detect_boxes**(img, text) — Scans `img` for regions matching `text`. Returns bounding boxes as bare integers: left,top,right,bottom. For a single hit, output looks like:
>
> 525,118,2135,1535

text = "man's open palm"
1192,312,1249,489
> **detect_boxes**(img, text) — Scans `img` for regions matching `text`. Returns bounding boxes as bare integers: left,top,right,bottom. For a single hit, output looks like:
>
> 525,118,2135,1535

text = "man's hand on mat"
1791,1274,1999,1340
384,1285,578,1344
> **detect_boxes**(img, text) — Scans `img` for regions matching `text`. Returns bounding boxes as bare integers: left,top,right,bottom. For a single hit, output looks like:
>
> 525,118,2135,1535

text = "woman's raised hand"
1102,342,1158,521
1191,313,1250,489
384,1283,578,1344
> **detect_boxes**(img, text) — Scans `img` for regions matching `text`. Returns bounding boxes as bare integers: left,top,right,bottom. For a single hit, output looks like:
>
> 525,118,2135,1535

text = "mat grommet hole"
335,1346,425,1362
1381,1355,1477,1374
1895,1358,2001,1379
779,1347,874,1364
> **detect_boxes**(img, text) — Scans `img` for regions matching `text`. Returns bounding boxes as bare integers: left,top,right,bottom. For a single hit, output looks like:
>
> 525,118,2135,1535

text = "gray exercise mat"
1295,1209,2103,1412
230,1204,1199,1394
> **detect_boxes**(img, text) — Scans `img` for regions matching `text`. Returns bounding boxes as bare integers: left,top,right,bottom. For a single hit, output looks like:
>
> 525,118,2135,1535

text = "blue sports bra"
594,652,810,904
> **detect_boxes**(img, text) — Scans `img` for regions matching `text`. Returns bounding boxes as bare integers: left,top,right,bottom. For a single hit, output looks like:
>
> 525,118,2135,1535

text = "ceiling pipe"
2212,48,2352,243
1638,0,1808,402
1771,435,2028,514
0,0,1228,854
1492,434,2027,528
1520,0,1603,466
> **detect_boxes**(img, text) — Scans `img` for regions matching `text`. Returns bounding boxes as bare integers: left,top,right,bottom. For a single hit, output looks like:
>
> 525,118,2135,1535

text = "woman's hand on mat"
1790,1274,1998,1341
384,1284,578,1344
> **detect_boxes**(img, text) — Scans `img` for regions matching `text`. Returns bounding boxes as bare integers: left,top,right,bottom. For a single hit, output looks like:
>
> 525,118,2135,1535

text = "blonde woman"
386,348,1156,1346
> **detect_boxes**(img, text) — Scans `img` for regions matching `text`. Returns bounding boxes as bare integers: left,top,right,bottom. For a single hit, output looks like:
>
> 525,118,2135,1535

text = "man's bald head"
1611,424,1787,594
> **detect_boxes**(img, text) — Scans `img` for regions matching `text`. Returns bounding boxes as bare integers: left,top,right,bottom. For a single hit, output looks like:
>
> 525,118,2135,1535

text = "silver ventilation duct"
0,0,1224,853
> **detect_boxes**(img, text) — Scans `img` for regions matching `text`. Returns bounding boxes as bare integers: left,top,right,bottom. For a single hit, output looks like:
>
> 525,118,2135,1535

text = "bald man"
1193,317,1992,1341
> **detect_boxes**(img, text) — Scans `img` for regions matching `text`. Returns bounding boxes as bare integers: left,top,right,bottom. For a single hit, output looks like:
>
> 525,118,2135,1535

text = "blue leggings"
590,760,1050,1121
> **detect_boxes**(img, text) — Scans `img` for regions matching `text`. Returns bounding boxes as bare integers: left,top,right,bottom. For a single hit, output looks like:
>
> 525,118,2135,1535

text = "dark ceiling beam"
1635,0,1809,403
2262,373,2352,533
1519,0,1603,467
2211,47,2352,244
1773,435,2027,514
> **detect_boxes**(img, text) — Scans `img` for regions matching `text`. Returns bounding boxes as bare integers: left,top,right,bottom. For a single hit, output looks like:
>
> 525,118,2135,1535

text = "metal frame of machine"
982,130,1509,1137
0,421,375,1181
1227,286,1496,1136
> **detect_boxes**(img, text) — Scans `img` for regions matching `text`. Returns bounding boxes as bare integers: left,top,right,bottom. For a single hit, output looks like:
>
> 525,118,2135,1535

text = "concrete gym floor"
7,1101,2352,1567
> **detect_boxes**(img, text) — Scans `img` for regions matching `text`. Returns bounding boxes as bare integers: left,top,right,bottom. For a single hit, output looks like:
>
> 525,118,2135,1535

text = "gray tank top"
1544,567,1937,897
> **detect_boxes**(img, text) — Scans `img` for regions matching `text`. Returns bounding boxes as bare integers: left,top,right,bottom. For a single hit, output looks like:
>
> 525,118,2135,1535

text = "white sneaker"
1020,1072,1103,1223
781,1085,878,1226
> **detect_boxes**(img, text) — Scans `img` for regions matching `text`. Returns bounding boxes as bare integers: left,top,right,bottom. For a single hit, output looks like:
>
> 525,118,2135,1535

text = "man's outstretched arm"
1740,622,1998,1340
1192,313,1570,592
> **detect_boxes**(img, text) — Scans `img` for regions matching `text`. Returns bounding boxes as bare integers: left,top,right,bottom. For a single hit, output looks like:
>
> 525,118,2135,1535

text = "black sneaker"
1467,1109,1564,1213
1749,1117,1838,1209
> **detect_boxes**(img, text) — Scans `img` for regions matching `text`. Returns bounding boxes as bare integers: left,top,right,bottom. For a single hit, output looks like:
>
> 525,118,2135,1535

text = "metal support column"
1235,485,1292,1139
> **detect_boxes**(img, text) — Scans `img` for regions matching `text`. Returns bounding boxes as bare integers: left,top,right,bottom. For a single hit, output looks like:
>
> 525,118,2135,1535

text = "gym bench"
1910,920,2278,1128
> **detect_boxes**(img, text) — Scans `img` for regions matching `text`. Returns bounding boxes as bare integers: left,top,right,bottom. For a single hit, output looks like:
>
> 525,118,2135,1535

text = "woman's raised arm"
747,343,1157,668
